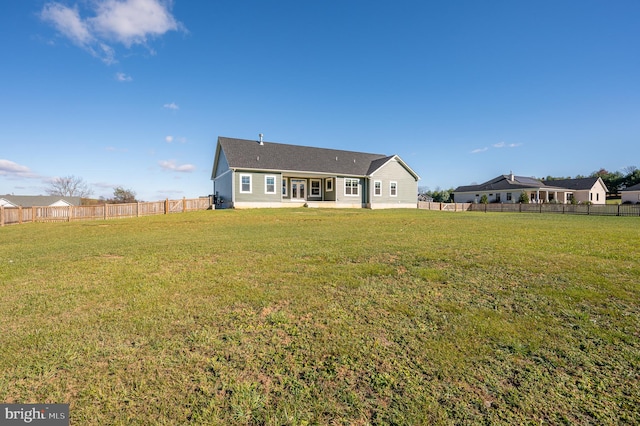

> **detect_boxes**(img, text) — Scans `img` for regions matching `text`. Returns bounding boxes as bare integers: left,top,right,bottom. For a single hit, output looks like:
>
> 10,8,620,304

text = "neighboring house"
621,183,640,204
211,136,420,209
0,195,81,208
453,173,608,204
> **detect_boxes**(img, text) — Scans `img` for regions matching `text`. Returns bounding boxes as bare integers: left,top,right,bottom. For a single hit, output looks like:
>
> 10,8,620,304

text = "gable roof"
454,175,549,192
543,177,607,192
622,182,640,191
454,174,609,193
0,195,81,207
213,137,419,179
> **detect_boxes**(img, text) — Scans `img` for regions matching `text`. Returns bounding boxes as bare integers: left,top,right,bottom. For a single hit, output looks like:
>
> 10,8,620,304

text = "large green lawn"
1,209,638,425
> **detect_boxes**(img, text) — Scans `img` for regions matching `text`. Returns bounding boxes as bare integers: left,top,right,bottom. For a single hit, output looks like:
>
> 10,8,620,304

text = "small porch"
526,188,572,204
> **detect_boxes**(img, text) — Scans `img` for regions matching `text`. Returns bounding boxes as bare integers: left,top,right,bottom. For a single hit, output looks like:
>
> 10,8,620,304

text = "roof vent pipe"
510,171,514,182
259,133,264,145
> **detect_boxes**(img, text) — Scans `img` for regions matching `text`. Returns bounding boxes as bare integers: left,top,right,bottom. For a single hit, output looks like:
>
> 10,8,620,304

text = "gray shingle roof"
0,195,81,207
543,177,602,191
454,174,607,193
622,182,640,191
454,175,547,192
217,137,394,176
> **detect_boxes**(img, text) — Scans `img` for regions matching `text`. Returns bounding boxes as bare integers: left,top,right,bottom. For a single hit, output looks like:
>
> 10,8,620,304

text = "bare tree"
46,175,93,198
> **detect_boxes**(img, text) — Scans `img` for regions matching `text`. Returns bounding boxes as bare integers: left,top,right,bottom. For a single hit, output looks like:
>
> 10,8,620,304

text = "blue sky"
1,0,639,200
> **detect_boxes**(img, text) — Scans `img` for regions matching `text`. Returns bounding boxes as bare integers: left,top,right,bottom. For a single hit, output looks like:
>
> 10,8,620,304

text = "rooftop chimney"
509,171,514,182
259,133,264,145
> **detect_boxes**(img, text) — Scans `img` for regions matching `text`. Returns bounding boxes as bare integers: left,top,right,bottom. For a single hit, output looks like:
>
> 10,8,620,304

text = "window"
506,193,512,201
374,180,382,196
590,193,593,201
496,193,501,202
596,193,599,201
390,181,397,197
345,178,359,196
240,174,252,193
265,175,276,194
310,179,321,197
325,178,333,192
282,178,288,196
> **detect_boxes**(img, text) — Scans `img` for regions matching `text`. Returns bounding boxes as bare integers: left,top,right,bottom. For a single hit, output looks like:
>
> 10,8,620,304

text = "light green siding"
212,150,233,207
369,159,418,207
234,171,282,203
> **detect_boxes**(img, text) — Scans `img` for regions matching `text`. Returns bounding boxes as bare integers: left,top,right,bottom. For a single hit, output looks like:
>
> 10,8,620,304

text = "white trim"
373,180,382,196
240,174,252,193
310,179,322,197
390,181,398,197
282,177,288,196
265,175,276,194
344,178,359,197
325,178,333,192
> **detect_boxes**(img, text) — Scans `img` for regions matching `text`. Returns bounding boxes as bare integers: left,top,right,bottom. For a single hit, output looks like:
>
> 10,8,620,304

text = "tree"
518,191,529,203
111,186,138,203
46,175,93,198
590,168,623,196
480,194,489,204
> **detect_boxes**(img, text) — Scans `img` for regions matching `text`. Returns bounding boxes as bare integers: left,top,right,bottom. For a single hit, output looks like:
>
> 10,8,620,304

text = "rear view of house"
211,136,420,209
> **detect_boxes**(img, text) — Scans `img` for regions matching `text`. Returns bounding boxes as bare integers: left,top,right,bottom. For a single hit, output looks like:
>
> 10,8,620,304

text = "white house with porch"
453,173,608,204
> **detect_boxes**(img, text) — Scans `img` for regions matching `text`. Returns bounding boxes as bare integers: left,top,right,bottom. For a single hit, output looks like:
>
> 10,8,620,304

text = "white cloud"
493,141,523,148
41,3,93,46
91,0,180,47
165,135,174,143
40,0,183,64
471,147,488,154
159,160,195,172
163,102,179,110
0,159,38,178
115,72,132,82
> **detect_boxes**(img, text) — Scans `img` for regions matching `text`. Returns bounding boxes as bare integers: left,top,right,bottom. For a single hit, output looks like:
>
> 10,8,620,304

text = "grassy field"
1,209,638,425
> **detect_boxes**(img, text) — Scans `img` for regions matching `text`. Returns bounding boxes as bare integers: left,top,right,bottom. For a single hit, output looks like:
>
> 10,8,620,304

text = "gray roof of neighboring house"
454,175,548,192
454,175,602,193
622,182,640,191
215,136,419,178
543,177,605,191
0,195,81,207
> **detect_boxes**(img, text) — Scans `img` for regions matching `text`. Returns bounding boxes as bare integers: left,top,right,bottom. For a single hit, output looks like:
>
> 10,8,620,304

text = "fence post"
68,205,72,222
19,206,23,224
32,206,36,223
617,204,620,217
183,197,186,212
104,204,108,220
0,206,4,227
137,202,140,217
165,198,169,214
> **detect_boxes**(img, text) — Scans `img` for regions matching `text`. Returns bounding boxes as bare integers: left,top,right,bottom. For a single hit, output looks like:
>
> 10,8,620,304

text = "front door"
291,179,306,201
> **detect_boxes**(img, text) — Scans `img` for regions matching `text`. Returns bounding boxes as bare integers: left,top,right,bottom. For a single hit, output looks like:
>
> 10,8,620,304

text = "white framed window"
390,181,397,197
240,174,252,193
265,175,276,194
345,178,359,196
506,193,512,201
374,180,382,196
310,179,321,197
282,178,288,196
325,178,333,192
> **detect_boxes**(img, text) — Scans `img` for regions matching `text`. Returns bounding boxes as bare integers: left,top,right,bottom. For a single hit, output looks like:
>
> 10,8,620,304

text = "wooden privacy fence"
418,202,472,211
417,202,640,217
0,197,212,226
